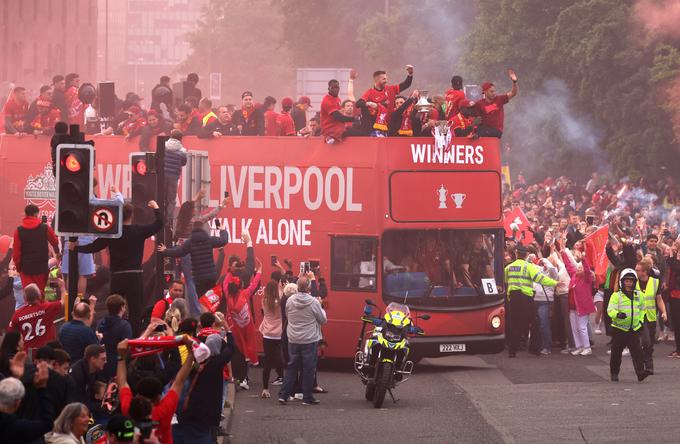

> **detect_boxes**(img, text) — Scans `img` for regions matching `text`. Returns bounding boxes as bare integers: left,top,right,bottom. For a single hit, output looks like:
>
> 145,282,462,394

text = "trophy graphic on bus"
451,193,466,209
437,184,448,209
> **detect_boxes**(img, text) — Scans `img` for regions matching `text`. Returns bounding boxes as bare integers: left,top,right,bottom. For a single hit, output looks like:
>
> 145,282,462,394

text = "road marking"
647,402,656,405
342,393,350,397
624,388,632,391
611,403,619,406
245,410,255,413
293,439,307,444
336,409,345,412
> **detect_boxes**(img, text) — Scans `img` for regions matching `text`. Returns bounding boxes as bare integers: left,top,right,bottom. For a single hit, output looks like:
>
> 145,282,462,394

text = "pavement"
226,333,680,444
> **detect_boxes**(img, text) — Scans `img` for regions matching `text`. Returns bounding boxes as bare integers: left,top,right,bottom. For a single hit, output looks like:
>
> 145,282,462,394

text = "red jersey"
320,94,346,139
121,386,178,444
361,84,401,120
151,296,174,319
264,110,280,136
65,86,84,125
445,89,466,120
2,97,28,130
277,111,296,136
474,94,510,132
8,301,63,350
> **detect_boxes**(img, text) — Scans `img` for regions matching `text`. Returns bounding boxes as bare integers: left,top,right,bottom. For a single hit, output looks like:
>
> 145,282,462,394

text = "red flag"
584,224,609,285
503,208,534,245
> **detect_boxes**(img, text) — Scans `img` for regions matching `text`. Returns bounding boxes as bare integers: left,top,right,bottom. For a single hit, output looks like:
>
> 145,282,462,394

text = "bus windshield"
382,229,504,309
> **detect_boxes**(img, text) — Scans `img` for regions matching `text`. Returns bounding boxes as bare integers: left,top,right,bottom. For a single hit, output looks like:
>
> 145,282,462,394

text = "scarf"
199,285,224,314
122,116,147,136
398,103,414,136
372,103,389,132
451,112,474,136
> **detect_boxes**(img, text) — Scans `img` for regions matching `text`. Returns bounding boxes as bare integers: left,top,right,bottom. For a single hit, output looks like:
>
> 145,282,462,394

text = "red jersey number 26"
22,319,46,341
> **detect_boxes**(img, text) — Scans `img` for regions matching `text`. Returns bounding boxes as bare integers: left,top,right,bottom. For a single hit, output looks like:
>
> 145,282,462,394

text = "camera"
299,261,311,274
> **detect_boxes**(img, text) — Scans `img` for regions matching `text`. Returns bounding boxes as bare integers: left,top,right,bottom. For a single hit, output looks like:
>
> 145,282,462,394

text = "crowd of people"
2,67,519,147
502,171,680,381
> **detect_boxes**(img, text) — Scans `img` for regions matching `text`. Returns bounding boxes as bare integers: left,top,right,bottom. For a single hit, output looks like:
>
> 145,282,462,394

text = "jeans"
569,310,589,349
111,271,144,336
179,253,201,317
535,301,552,351
279,342,318,403
165,179,179,230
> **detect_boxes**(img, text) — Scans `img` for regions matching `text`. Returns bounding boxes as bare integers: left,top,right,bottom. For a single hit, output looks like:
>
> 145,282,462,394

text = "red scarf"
398,104,415,136
128,335,186,358
31,108,60,132
199,285,224,314
372,103,389,132
122,116,147,136
451,112,475,137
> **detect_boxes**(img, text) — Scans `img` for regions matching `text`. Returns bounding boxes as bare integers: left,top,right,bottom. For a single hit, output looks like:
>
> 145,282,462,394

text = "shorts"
593,290,604,303
61,237,96,276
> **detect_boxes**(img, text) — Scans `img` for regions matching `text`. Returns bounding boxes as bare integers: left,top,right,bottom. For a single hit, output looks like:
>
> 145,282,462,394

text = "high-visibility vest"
607,290,644,332
504,259,557,297
637,277,659,322
202,111,217,126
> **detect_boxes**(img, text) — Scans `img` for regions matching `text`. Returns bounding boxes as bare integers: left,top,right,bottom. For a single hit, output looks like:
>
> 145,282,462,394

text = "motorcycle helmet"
619,268,637,289
78,82,97,105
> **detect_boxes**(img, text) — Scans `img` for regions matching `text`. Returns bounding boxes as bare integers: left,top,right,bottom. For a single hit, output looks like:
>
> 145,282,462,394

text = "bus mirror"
365,298,376,306
419,314,431,320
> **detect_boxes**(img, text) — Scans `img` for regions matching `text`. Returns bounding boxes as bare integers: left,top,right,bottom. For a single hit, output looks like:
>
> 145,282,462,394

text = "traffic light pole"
66,236,79,320
154,136,168,299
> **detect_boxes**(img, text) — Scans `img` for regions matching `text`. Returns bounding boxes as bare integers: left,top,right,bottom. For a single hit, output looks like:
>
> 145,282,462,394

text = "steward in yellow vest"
635,258,667,374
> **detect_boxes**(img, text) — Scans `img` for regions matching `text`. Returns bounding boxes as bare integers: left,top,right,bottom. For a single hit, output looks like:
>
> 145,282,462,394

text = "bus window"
331,236,378,292
382,230,503,308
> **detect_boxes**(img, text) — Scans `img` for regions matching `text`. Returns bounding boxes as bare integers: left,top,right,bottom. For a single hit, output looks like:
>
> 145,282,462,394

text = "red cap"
298,96,312,107
281,97,294,108
482,82,494,92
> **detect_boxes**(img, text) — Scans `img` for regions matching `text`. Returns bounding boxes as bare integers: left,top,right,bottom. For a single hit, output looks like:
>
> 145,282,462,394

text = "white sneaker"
595,328,602,335
239,380,250,390
294,393,303,400
540,349,551,356
580,347,592,356
622,348,630,356
607,349,612,355
571,348,583,356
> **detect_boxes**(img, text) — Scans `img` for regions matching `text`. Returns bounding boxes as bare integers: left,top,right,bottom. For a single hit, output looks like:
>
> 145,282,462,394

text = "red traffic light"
135,160,147,176
64,154,81,172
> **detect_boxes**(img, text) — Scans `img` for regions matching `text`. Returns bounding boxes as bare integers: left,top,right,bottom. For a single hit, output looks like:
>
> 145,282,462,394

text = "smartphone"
271,255,278,266
214,218,221,228
224,191,230,198
304,261,311,273
41,215,48,224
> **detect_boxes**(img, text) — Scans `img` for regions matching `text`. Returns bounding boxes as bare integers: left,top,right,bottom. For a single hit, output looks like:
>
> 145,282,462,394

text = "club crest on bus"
23,163,56,219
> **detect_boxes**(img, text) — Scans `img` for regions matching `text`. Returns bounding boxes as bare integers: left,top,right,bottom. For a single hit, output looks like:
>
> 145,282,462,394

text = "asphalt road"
229,334,680,444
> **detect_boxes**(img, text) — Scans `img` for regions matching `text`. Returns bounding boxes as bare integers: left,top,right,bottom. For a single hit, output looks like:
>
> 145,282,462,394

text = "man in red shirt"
445,75,466,121
150,280,185,322
263,96,279,136
2,86,29,134
360,64,414,123
277,97,296,136
320,79,356,144
8,281,65,351
117,338,194,444
474,69,519,138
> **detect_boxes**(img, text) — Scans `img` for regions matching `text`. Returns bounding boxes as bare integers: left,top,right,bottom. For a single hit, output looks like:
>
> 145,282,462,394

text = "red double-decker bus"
0,135,505,358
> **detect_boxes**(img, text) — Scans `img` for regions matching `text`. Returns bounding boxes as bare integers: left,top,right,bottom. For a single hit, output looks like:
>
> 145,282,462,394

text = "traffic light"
130,152,157,224
56,144,93,235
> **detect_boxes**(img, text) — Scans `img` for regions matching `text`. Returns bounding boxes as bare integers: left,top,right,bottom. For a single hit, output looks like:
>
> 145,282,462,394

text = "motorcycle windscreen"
389,171,502,223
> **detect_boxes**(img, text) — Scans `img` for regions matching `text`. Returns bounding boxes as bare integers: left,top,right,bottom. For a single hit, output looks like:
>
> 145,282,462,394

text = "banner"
503,207,533,245
584,224,609,285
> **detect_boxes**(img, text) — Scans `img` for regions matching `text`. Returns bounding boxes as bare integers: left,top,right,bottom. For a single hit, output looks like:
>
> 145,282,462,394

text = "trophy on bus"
415,90,431,114
433,120,453,152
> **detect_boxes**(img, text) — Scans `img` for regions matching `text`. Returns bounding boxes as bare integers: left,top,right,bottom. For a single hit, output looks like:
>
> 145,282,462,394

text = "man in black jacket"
198,106,238,138
159,220,229,297
75,201,163,335
231,91,264,136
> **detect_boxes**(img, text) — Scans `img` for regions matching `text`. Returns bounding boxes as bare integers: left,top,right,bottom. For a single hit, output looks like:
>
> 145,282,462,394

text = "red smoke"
634,0,680,38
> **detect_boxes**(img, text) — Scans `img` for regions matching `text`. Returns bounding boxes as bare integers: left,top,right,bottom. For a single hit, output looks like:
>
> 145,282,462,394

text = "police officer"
504,245,557,357
635,258,667,374
607,268,651,382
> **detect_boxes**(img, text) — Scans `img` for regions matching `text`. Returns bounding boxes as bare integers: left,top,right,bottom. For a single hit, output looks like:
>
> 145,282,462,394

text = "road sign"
92,207,115,231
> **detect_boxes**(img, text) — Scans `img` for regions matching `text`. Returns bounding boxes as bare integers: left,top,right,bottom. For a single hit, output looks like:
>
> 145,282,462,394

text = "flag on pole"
584,224,609,285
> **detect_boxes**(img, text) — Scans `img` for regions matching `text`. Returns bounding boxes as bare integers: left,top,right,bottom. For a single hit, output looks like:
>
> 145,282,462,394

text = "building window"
331,236,378,292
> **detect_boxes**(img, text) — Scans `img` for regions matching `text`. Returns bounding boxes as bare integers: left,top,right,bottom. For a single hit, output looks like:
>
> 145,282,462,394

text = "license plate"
439,343,466,353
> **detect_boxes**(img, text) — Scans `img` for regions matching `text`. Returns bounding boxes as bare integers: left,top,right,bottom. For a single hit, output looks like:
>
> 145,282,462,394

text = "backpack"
140,298,170,331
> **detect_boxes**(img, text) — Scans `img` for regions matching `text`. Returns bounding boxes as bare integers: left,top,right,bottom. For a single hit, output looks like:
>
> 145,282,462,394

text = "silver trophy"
415,90,432,113
432,120,453,151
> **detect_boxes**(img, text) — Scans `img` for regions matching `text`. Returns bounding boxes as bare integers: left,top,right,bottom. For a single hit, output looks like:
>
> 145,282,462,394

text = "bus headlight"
490,315,502,330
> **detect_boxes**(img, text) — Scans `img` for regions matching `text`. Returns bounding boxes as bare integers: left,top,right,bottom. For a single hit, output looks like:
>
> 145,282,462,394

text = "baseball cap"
298,96,312,108
281,97,294,108
107,415,135,442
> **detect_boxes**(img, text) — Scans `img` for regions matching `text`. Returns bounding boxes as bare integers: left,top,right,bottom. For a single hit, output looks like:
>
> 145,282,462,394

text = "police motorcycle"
354,298,429,408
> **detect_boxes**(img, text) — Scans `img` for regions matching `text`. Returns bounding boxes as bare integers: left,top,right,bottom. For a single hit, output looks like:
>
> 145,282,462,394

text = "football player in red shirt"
320,79,356,144
277,97,296,136
8,280,66,352
445,75,466,121
474,69,519,138
360,64,414,123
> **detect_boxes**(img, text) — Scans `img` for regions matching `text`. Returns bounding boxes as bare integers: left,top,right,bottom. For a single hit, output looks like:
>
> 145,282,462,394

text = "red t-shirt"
121,386,179,444
8,301,63,350
320,94,346,139
264,110,280,136
151,297,173,320
361,84,401,121
277,111,296,136
445,89,466,120
474,94,510,132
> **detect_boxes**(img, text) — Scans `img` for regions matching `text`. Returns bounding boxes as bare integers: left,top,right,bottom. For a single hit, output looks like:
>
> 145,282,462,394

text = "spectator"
185,73,202,101
2,86,28,135
164,130,188,228
117,338,195,444
277,97,296,136
33,346,77,421
531,255,558,355
8,282,65,352
64,73,84,125
259,280,285,399
68,344,107,408
139,109,172,151
58,297,99,362
291,96,312,132
44,402,90,444
105,414,136,443
198,97,217,126
12,204,61,293
150,280,185,323
173,104,201,136
320,79,355,144
668,245,680,357
175,334,233,443
75,201,163,335
0,364,53,443
360,65,414,123
445,75,466,121
159,210,230,297
52,349,72,377
52,75,67,121
231,91,265,136
263,96,279,136
560,245,595,356
97,294,132,380
198,106,238,138
473,69,519,138
0,331,24,378
278,276,327,406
